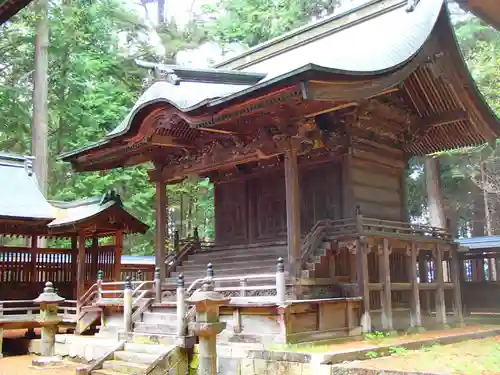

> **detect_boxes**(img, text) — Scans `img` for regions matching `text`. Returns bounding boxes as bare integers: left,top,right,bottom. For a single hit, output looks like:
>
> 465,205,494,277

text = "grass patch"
358,337,500,375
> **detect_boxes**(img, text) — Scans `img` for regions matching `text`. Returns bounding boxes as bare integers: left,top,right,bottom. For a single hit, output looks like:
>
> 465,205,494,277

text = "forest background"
0,0,499,254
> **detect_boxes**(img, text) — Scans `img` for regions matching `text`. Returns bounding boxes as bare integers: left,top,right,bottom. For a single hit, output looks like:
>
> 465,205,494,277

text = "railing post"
239,278,247,297
276,257,286,305
174,230,180,252
123,277,133,333
154,267,162,304
177,274,186,336
97,270,103,300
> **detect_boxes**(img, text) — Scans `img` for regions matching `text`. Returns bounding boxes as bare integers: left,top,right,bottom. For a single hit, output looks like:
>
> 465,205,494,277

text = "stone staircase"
93,342,172,375
166,241,288,287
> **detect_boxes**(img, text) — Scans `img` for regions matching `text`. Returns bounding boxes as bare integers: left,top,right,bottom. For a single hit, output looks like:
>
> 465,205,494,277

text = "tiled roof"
0,152,54,221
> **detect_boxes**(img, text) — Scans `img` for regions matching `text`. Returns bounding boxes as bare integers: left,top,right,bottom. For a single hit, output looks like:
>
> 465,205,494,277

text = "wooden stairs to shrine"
166,241,288,287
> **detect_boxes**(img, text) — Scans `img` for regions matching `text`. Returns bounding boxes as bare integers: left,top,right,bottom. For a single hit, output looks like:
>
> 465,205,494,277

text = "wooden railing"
325,216,452,241
0,299,78,323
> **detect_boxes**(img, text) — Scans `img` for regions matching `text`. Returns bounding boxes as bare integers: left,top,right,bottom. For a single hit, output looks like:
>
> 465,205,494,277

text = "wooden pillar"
418,253,432,315
155,180,167,282
76,233,86,305
407,242,422,329
31,235,38,283
341,150,355,218
450,245,464,325
434,245,447,325
90,235,99,281
275,135,302,284
379,238,393,331
70,235,78,299
356,239,371,332
115,230,123,281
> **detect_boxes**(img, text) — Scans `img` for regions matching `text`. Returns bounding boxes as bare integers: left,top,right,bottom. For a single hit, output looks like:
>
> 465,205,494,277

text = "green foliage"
201,0,338,48
0,0,213,255
365,350,379,359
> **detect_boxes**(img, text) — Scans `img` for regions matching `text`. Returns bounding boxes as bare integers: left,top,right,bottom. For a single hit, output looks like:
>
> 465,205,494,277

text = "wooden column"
155,180,167,282
407,242,422,329
341,150,355,218
70,235,78,299
356,239,371,332
418,253,431,315
114,230,123,281
90,235,99,281
275,135,302,284
76,233,86,306
450,245,464,325
379,238,393,331
434,245,447,325
30,235,38,283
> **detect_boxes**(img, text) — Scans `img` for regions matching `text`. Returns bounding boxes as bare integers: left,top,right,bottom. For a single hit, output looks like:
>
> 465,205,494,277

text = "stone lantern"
33,281,65,357
187,268,230,375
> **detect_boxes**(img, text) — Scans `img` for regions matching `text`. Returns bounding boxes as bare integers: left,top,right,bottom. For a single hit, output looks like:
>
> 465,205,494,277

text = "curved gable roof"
60,0,500,170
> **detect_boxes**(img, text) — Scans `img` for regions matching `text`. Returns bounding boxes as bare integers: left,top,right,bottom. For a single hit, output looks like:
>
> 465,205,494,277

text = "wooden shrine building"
0,0,32,23
0,152,148,301
456,0,500,31
61,0,500,331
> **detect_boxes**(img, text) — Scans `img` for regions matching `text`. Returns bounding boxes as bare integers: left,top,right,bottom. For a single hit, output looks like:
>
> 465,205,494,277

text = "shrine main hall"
61,0,500,332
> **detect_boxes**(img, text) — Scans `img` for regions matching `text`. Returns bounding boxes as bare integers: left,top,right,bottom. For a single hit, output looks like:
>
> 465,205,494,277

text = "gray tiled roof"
48,198,116,228
0,152,54,221
458,236,500,251
97,0,445,141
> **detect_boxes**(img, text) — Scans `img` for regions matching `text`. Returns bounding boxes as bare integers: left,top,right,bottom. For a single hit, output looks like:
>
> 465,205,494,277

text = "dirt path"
0,355,80,375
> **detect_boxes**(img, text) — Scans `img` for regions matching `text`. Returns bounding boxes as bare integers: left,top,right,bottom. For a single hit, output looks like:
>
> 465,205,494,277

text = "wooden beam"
450,245,464,326
115,230,123,281
379,239,393,331
408,242,422,329
30,235,38,283
425,110,468,128
155,180,167,281
434,245,447,326
76,233,86,310
356,239,371,333
150,134,194,148
275,135,302,292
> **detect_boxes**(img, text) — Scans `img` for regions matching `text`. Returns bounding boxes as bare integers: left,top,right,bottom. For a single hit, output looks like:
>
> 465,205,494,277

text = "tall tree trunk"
424,156,446,229
158,0,166,24
481,160,493,236
32,0,49,196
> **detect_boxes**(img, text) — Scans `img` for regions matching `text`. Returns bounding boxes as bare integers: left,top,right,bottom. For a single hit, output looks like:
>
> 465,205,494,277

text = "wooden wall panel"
348,143,406,221
213,161,341,244
214,180,248,244
249,174,287,241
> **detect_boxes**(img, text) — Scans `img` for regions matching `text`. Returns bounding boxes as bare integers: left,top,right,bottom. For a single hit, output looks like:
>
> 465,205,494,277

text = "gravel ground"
0,355,81,375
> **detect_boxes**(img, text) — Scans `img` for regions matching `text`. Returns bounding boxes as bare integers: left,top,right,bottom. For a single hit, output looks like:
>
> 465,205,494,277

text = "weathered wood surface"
214,161,341,245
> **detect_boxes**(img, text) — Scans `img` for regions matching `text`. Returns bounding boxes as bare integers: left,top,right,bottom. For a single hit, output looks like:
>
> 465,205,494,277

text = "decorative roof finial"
405,0,420,12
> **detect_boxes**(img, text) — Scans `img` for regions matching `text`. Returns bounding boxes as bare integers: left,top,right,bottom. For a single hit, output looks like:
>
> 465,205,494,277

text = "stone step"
119,331,177,346
134,321,177,334
201,241,286,252
124,342,171,355
142,311,177,324
92,369,126,375
180,258,282,271
172,265,277,278
150,305,177,314
114,350,158,364
101,360,148,374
